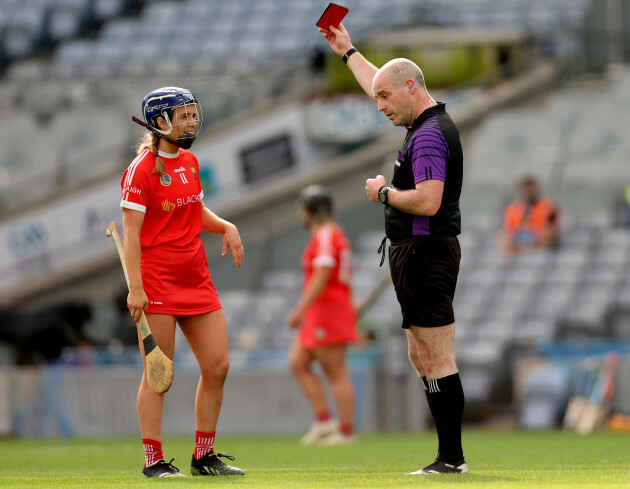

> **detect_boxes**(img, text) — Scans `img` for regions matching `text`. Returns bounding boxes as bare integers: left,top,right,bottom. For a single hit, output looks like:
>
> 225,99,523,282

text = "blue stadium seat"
2,5,47,60
126,38,162,63
92,0,142,22
100,18,137,41
93,39,127,67
51,38,94,75
164,28,205,61
46,0,91,43
142,1,179,24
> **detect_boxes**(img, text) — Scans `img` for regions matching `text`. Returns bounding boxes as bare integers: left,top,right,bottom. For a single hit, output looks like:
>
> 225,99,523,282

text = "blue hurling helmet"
135,87,203,149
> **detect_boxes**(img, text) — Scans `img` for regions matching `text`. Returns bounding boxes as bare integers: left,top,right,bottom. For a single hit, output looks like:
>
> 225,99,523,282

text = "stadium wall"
0,358,428,438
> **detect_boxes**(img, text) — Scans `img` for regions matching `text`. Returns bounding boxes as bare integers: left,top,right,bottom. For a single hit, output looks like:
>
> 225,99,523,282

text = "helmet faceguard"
133,87,203,149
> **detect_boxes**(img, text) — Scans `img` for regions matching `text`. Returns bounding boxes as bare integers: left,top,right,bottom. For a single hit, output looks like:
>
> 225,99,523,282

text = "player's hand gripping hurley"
106,222,174,394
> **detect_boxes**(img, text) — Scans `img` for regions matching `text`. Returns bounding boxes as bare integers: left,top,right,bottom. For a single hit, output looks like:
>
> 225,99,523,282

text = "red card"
316,3,349,30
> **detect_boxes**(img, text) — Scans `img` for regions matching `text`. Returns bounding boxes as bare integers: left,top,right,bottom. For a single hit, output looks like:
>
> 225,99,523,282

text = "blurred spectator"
0,301,92,365
111,289,138,346
498,176,561,255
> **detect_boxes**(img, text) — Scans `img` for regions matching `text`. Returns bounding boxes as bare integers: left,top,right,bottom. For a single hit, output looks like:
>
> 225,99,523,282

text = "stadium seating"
0,0,596,217
420,0,590,31
3,0,592,79
0,0,143,64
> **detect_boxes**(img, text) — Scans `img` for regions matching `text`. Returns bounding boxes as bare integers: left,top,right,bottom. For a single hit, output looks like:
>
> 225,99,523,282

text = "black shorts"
389,235,460,328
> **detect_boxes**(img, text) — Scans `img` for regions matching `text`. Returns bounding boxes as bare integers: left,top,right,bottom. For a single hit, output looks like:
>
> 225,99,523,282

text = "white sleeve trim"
313,255,336,268
120,200,146,213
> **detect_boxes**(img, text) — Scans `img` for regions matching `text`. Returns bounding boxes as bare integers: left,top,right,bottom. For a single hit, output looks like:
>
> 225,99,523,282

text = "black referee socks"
423,373,465,465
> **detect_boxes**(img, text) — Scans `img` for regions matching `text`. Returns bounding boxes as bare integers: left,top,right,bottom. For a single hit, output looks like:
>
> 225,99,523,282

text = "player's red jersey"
120,148,221,316
298,225,357,349
121,149,203,249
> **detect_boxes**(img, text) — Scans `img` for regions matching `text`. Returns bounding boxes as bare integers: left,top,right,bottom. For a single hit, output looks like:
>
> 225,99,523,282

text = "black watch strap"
342,48,358,64
378,186,390,204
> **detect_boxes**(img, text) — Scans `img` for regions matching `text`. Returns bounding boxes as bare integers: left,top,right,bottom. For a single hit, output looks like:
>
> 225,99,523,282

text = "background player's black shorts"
389,235,460,328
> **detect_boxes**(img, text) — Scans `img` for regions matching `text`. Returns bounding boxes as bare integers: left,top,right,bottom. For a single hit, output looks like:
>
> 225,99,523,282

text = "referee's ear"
406,80,416,94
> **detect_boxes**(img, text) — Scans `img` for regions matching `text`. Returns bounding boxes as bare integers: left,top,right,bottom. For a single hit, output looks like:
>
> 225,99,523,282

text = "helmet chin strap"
132,116,193,149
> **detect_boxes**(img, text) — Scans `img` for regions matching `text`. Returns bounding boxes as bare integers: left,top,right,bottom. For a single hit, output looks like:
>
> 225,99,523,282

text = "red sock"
142,438,163,467
194,430,216,460
315,410,332,422
340,424,354,436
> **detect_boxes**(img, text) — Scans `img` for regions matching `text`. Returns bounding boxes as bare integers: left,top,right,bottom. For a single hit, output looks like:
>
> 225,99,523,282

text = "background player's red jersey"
302,226,353,302
299,225,357,349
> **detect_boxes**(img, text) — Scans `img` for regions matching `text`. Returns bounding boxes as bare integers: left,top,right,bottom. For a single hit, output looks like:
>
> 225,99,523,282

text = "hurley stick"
576,352,620,435
106,222,173,394
562,357,599,430
357,273,392,318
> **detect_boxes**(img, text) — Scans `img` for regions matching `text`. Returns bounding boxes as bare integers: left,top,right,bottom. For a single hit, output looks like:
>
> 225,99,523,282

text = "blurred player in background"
121,87,245,478
320,24,467,474
499,176,561,254
288,185,358,445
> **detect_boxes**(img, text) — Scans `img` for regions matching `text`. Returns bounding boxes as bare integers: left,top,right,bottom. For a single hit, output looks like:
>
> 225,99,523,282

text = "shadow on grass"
390,473,515,484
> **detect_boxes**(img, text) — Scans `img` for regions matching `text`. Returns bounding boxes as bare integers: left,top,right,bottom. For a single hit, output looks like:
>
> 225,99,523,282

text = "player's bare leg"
407,324,467,474
289,340,329,414
289,339,337,444
137,314,177,440
179,310,230,431
137,314,184,477
314,345,356,445
179,309,244,476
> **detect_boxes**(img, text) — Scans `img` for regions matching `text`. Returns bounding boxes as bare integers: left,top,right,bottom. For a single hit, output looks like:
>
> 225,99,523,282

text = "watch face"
379,189,387,203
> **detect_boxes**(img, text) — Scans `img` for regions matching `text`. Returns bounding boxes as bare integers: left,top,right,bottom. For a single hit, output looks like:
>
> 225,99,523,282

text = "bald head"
372,58,433,127
374,58,426,91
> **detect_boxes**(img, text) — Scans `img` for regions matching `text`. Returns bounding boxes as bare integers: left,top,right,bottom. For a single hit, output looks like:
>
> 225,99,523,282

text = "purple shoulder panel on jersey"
408,116,450,184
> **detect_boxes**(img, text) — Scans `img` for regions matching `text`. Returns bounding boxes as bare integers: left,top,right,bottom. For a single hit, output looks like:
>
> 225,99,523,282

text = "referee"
320,24,467,474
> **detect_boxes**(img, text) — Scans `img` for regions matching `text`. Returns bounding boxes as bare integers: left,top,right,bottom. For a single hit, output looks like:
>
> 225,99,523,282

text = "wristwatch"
342,48,358,64
378,186,390,204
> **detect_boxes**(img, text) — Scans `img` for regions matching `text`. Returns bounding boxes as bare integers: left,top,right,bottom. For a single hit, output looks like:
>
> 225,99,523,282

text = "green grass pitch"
0,430,628,488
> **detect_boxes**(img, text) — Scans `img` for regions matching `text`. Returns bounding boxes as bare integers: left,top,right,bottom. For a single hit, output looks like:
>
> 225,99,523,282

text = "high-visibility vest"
503,198,558,233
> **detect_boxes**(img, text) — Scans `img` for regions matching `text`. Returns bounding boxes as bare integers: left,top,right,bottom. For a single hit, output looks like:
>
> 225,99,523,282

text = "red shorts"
141,239,221,316
298,298,357,349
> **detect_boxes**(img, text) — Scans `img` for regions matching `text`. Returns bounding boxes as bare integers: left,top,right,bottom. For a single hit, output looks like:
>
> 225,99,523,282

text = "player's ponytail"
136,131,165,176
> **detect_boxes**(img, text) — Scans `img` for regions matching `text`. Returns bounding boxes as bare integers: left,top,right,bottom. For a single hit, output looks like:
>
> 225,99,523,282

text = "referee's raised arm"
319,23,379,101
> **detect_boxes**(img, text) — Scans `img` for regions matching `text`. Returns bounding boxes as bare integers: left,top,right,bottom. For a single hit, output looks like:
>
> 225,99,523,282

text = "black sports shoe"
190,451,245,476
141,458,186,477
407,459,469,474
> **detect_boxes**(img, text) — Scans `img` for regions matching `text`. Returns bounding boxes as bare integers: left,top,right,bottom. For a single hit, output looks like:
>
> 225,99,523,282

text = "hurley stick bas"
106,221,174,394
562,357,599,430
